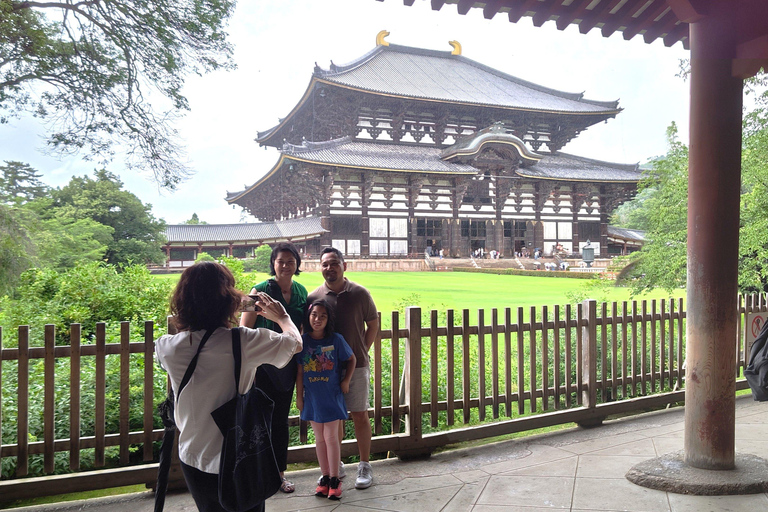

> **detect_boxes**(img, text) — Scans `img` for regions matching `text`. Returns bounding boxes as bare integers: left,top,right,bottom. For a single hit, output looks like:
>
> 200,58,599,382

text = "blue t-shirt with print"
297,332,354,423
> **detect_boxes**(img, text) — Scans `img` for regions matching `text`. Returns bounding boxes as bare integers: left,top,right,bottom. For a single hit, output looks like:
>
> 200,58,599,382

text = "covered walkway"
12,396,767,512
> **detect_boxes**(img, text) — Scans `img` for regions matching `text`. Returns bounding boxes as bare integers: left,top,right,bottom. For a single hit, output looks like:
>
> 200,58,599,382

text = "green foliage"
242,258,261,272
1,0,236,187
253,245,272,274
0,203,33,294
0,161,49,205
184,213,207,224
48,169,167,266
219,255,247,292
612,123,689,294
195,251,215,263
0,261,173,346
615,79,768,295
739,86,768,293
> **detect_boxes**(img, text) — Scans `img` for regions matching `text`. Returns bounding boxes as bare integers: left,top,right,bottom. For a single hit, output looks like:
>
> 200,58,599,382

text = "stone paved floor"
10,396,768,512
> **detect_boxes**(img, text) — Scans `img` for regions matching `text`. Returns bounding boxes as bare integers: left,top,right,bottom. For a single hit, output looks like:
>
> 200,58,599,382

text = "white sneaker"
318,461,346,485
355,461,372,489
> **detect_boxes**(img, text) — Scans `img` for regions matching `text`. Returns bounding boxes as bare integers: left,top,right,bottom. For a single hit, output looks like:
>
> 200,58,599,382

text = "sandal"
280,477,295,493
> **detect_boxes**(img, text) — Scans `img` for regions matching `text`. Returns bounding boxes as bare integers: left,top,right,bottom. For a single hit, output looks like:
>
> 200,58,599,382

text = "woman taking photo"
240,242,307,493
156,261,301,512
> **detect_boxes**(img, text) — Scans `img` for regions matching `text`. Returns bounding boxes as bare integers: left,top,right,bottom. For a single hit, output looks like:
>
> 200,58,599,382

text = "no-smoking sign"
747,312,768,348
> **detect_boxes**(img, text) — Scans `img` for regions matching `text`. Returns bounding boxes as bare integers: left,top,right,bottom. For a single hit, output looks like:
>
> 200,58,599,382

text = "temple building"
226,33,642,259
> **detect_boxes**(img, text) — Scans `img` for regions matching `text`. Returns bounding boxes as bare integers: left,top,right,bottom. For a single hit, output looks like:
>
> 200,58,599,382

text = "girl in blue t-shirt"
296,299,356,500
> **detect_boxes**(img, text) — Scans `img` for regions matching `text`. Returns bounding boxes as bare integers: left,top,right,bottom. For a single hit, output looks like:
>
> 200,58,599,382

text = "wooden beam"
663,21,689,48
531,0,562,28
578,0,623,35
431,0,446,11
457,0,475,15
508,0,538,24
643,9,680,44
666,0,708,23
733,35,768,79
622,1,671,41
601,0,650,39
483,0,505,20
555,0,595,31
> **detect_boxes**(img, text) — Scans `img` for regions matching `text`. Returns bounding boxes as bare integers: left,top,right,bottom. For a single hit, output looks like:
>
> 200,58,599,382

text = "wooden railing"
1,294,764,500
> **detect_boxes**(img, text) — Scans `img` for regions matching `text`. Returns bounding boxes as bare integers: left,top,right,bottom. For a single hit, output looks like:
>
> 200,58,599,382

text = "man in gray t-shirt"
308,247,378,489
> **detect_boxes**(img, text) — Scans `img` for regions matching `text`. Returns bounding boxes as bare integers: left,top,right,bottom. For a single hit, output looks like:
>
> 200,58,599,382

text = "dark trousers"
181,462,265,512
254,365,296,473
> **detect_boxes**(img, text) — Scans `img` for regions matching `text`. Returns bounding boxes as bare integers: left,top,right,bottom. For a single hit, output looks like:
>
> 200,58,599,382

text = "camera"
240,295,261,312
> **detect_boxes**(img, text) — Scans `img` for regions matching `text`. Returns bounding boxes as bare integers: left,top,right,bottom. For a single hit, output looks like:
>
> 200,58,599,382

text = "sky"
0,0,691,225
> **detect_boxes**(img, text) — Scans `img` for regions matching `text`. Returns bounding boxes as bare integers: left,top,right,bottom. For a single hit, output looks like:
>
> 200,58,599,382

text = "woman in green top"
240,242,307,493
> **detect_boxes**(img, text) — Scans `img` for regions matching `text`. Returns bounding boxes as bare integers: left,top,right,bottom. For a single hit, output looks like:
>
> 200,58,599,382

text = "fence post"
578,299,603,427
397,306,431,459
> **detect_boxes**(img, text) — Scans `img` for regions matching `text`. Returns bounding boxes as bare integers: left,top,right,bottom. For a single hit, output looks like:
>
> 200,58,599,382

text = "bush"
242,258,260,272
195,251,215,263
253,245,272,274
0,261,173,346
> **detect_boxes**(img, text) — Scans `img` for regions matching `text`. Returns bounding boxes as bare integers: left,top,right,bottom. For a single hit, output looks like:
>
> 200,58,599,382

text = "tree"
0,203,33,294
184,213,207,224
0,1,236,188
615,79,768,295
738,85,768,293
0,161,49,205
253,244,272,274
50,169,167,265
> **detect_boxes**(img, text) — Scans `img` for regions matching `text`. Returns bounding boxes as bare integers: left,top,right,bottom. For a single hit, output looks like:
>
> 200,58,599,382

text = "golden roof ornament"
376,30,390,46
449,40,462,55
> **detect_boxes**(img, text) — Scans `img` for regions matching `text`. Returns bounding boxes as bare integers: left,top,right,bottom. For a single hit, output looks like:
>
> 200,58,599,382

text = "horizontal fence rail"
1,294,764,501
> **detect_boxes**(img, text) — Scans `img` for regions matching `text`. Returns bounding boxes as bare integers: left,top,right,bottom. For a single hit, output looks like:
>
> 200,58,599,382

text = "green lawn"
156,271,685,317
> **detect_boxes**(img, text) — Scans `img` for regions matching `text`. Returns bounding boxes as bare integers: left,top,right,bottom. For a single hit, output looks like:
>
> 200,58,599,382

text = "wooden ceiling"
384,0,768,60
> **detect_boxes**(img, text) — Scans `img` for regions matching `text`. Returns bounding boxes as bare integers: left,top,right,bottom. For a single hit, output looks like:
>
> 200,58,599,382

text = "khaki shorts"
342,366,370,413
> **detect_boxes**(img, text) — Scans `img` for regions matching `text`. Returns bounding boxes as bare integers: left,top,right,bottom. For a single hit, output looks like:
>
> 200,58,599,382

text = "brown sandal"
280,478,295,493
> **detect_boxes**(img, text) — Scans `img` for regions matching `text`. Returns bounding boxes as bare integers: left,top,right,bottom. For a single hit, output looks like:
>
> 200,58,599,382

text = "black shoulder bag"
154,329,214,512
211,328,282,512
745,319,768,401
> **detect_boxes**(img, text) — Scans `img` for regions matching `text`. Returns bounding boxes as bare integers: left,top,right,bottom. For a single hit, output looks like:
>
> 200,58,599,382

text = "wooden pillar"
599,187,609,255
684,16,743,471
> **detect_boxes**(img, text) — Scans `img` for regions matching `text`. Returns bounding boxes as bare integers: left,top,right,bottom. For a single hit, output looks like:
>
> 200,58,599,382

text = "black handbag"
154,329,214,512
211,328,282,512
745,319,768,401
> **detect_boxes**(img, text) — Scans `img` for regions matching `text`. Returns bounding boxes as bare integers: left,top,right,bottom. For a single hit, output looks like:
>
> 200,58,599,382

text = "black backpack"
745,319,768,401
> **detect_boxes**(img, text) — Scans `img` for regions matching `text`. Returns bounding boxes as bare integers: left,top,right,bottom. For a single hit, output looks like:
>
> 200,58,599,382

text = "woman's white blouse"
155,326,300,473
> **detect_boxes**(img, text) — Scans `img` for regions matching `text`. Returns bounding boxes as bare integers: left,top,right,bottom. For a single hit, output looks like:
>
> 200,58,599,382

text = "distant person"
240,242,306,493
308,247,379,489
156,262,301,512
296,300,356,500
439,248,444,259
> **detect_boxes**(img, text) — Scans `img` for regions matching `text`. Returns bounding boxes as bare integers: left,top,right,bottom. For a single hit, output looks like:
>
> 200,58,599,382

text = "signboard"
746,312,768,350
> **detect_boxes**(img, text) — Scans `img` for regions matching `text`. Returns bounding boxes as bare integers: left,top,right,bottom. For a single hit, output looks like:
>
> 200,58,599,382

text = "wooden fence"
0,294,764,500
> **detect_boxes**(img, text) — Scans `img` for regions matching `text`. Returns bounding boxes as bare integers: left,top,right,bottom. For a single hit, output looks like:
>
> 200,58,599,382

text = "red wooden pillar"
684,15,743,470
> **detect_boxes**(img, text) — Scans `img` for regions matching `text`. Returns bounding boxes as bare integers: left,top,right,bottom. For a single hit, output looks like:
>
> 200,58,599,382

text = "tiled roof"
282,137,478,174
316,44,620,114
517,153,641,182
607,226,646,242
164,217,326,243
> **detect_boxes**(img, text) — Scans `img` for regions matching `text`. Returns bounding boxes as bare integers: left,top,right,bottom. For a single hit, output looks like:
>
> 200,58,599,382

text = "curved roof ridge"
553,151,639,172
317,43,619,110
314,46,386,77
451,54,618,110
282,136,352,153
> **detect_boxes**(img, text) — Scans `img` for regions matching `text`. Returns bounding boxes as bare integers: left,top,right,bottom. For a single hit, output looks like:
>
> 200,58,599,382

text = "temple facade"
226,34,641,259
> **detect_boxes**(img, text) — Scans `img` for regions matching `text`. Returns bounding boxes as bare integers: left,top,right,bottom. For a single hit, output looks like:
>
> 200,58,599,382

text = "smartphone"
240,295,261,312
